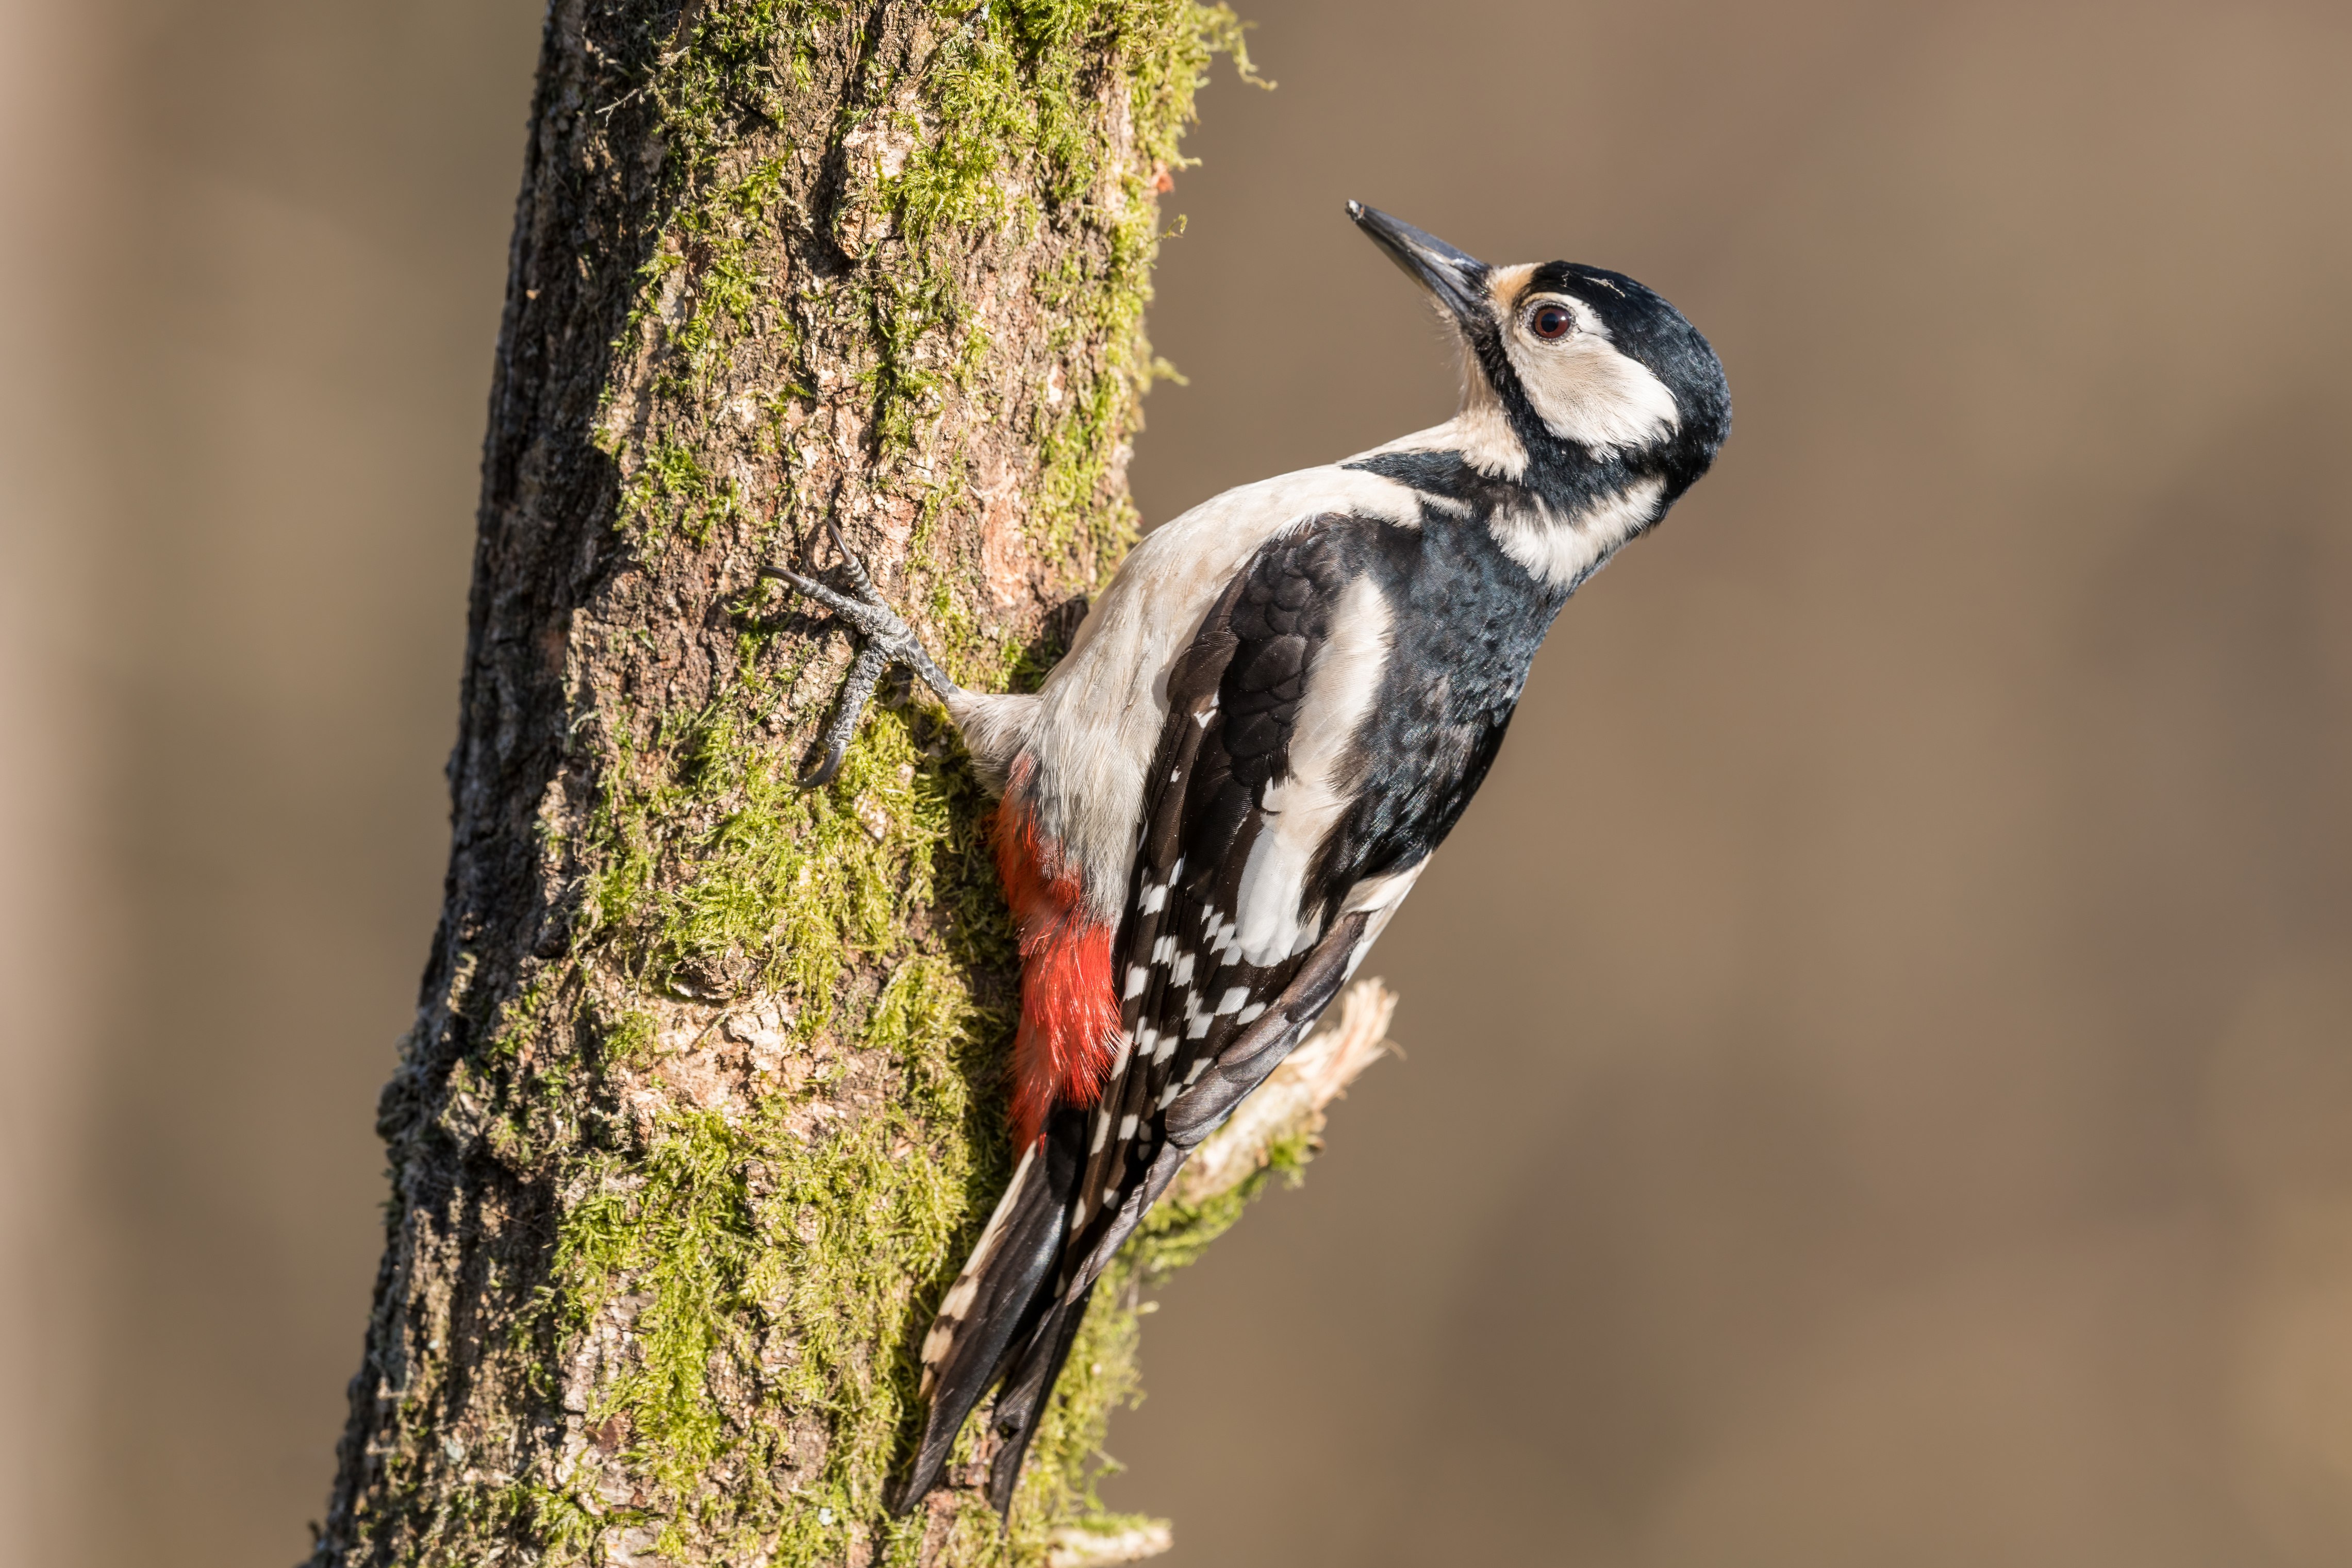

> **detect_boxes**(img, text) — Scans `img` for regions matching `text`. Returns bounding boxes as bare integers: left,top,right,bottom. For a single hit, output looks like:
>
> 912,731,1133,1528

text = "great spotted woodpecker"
771,203,1730,1514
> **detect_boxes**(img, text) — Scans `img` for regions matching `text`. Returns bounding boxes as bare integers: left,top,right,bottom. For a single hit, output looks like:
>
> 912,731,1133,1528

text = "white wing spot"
1236,1002,1266,1025
1091,1110,1112,1153
1184,991,1213,1039
1140,881,1168,914
1199,910,1239,960
1171,950,1196,987
1117,1114,1137,1140
1124,965,1148,1000
1215,986,1250,1016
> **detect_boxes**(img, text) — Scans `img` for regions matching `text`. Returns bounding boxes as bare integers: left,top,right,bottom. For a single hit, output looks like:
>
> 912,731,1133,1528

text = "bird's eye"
1529,303,1575,340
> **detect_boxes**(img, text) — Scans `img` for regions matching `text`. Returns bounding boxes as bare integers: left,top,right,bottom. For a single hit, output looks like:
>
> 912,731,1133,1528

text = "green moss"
617,433,745,548
581,686,1006,1025
522,958,1008,1564
599,1006,662,1072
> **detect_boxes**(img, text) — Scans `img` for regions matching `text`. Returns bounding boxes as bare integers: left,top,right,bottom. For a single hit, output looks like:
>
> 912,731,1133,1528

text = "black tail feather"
985,1279,1098,1516
890,1110,1085,1514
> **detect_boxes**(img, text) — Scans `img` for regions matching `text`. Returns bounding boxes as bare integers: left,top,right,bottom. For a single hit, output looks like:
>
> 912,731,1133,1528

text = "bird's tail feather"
983,1278,1097,1515
891,1112,1084,1514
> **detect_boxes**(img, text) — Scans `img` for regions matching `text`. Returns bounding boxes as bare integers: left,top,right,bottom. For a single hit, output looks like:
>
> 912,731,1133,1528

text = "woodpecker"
770,203,1730,1514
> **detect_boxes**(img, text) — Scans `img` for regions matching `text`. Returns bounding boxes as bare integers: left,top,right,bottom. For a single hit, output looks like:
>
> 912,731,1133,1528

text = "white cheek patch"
1503,295,1680,454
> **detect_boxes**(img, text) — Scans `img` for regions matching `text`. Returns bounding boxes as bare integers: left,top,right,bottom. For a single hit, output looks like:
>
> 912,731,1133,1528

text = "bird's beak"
1347,201,1489,328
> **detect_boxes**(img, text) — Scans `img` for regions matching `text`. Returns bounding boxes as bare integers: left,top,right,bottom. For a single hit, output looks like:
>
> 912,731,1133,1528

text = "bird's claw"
763,523,963,790
822,519,876,597
797,642,888,788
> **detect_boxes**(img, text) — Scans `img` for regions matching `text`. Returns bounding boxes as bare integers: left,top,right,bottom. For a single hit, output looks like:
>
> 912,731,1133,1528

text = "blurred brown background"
4,1,2347,1564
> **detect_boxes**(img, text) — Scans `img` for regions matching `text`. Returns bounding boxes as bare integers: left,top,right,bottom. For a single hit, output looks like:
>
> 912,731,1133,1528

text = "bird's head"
1348,202,1730,504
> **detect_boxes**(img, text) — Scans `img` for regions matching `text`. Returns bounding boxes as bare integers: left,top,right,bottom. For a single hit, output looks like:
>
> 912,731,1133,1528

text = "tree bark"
299,6,1371,1566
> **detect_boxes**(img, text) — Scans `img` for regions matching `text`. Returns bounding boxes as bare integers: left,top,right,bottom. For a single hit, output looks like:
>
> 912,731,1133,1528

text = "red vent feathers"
993,791,1120,1150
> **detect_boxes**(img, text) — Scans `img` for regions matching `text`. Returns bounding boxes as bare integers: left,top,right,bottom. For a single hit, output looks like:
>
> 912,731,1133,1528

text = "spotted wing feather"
1067,518,1369,1263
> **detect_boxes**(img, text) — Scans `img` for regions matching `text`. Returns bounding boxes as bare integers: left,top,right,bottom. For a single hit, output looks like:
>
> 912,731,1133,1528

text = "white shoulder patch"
1230,573,1393,966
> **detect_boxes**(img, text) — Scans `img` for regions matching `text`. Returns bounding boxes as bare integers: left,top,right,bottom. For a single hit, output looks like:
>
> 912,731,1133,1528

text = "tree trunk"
299,5,1377,1565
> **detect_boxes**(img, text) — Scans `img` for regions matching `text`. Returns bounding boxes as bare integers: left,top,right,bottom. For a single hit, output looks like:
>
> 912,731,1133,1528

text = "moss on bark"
308,5,1294,1566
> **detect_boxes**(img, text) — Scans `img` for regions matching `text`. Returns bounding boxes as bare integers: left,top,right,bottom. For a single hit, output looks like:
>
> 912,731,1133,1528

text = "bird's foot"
764,522,964,789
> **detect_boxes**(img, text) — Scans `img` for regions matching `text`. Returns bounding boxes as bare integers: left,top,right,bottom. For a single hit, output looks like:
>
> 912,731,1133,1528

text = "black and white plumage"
775,203,1731,1515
